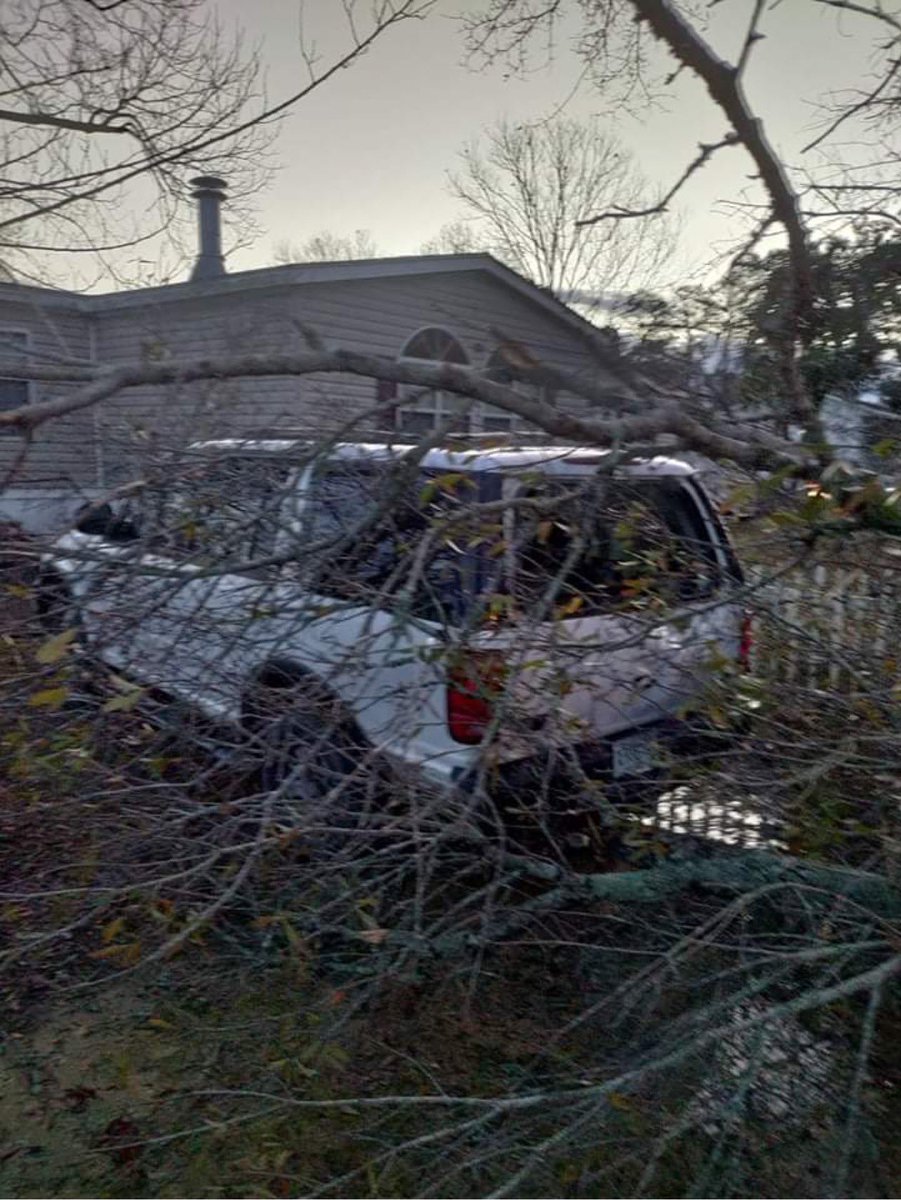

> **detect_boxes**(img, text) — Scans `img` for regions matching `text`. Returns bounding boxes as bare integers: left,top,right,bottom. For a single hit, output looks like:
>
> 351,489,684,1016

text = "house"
0,180,626,533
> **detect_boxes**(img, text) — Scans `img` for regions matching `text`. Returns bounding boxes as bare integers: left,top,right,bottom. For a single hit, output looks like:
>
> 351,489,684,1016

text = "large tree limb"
501,848,901,913
0,349,805,469
628,0,817,426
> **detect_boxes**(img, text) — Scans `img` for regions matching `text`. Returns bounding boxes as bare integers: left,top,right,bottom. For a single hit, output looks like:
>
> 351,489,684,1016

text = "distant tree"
437,116,674,315
735,226,901,409
273,229,380,264
419,220,486,256
612,224,901,442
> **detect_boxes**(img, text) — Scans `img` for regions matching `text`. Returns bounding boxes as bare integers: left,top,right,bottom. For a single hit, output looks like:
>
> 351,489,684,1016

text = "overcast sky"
211,0,885,285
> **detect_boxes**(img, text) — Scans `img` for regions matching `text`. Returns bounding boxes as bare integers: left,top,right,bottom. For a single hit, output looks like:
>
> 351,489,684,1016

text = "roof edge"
0,280,86,311
0,253,609,346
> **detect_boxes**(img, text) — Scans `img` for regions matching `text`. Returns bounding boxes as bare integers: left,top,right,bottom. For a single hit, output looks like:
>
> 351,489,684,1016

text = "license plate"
612,734,655,779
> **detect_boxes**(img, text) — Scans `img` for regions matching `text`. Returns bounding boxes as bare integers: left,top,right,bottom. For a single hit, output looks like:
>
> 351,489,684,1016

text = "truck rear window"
507,476,722,617
304,466,725,626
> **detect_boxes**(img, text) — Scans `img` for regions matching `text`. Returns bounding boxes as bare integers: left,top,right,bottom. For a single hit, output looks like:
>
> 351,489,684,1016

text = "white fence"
750,559,901,691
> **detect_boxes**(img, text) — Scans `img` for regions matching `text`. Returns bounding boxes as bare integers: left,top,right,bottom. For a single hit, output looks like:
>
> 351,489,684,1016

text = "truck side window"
157,457,290,565
305,465,483,624
306,466,408,598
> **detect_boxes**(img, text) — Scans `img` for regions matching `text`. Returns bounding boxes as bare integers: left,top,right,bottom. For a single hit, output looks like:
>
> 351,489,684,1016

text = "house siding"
0,263,612,530
92,270,603,468
0,293,97,526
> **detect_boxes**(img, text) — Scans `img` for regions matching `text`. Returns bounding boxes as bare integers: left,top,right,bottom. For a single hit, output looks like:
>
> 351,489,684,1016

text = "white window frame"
396,326,472,435
394,330,555,437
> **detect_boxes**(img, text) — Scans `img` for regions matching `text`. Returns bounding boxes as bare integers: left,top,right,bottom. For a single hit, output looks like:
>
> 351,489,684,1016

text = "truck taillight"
447,652,507,745
738,610,754,671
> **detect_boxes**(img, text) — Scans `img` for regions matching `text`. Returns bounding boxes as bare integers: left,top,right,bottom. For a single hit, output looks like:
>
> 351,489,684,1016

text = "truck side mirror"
74,502,113,536
74,502,139,542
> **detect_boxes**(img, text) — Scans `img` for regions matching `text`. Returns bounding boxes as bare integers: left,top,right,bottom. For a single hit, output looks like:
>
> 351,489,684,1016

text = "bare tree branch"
801,54,901,154
628,0,817,427
735,0,767,78
576,133,739,222
0,106,132,134
0,0,430,283
812,0,901,36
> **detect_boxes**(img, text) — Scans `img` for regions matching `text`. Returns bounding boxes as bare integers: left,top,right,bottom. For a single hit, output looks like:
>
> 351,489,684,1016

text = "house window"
397,327,471,435
480,346,548,433
0,331,30,435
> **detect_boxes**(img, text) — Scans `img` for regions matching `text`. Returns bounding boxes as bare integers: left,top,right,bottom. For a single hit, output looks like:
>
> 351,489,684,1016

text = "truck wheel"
244,679,366,857
35,570,81,638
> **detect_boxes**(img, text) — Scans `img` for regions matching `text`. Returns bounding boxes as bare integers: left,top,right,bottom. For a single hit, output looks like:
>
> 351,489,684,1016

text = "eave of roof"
0,279,84,311
0,254,604,345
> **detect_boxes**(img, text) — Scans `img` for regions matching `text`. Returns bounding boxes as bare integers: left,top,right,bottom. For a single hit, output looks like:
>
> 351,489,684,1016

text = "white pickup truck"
39,439,750,828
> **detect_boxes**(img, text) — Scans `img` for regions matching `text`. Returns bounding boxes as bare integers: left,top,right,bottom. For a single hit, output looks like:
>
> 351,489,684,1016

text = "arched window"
396,327,470,435
403,327,468,365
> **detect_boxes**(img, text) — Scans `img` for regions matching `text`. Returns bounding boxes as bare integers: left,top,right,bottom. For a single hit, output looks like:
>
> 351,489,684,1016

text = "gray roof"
0,253,604,344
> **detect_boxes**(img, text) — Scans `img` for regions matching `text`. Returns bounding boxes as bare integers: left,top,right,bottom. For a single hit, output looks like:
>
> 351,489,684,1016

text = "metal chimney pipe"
189,175,227,281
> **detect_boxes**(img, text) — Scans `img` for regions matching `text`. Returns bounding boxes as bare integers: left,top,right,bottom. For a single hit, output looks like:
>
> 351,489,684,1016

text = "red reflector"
447,653,506,745
738,610,754,671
